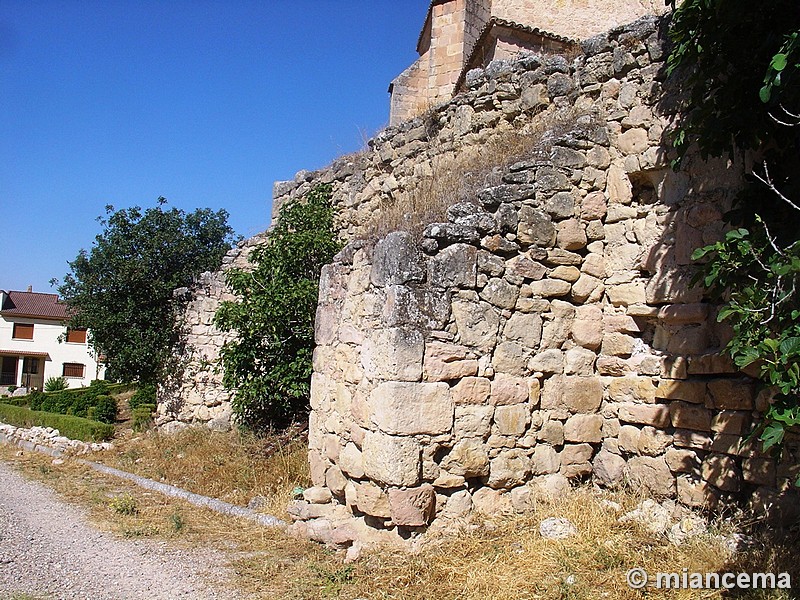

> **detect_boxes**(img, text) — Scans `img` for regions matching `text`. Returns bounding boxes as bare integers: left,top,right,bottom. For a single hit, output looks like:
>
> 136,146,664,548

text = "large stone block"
618,403,670,428
389,485,436,527
339,442,365,479
424,341,479,382
494,404,530,435
564,414,603,443
531,445,561,475
701,453,742,492
492,341,529,376
362,431,421,487
517,206,556,247
361,327,424,382
452,376,491,404
669,401,712,431
441,438,490,477
655,380,706,404
488,448,531,489
371,231,424,286
707,379,755,410
371,381,453,435
355,480,391,518
560,443,594,478
454,405,494,439
490,374,530,405
428,243,478,289
592,449,626,487
480,277,519,309
452,300,501,353
627,456,675,497
503,311,543,349
562,376,603,413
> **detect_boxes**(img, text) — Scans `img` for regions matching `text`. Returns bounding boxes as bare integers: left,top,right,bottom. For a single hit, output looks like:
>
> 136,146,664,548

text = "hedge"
0,403,115,442
27,380,117,424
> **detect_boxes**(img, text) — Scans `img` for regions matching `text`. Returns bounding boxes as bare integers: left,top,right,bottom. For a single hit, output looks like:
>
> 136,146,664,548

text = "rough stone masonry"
165,15,799,549
285,17,800,548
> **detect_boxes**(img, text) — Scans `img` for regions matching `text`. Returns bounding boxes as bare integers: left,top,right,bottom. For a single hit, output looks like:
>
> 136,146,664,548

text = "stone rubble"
0,423,113,455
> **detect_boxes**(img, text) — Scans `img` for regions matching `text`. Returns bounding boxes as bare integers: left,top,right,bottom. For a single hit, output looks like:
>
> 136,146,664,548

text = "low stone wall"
287,19,800,548
0,422,113,455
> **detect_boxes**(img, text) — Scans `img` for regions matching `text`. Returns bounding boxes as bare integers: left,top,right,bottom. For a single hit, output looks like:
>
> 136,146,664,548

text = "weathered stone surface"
707,379,755,410
531,445,561,475
529,349,564,374
481,277,520,310
518,206,556,247
572,305,603,349
665,448,699,474
490,374,529,405
669,402,712,431
503,312,543,348
492,341,529,376
453,300,500,352
560,443,594,478
389,485,436,527
637,426,672,456
701,453,742,492
371,231,424,286
627,456,675,497
441,438,490,477
428,243,478,288
538,420,564,445
362,431,421,487
355,481,392,518
592,449,626,487
339,442,365,479
741,458,776,487
564,414,603,443
562,376,603,413
452,376,492,405
529,279,572,297
371,381,453,435
424,341,479,382
326,465,348,495
655,380,706,404
618,403,670,428
539,517,577,539
454,404,494,438
488,449,531,488
494,404,530,435
361,327,424,382
507,255,547,280
303,486,333,505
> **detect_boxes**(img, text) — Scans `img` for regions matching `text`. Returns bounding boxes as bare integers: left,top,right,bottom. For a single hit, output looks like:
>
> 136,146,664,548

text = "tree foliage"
58,200,237,384
214,185,341,431
668,0,800,468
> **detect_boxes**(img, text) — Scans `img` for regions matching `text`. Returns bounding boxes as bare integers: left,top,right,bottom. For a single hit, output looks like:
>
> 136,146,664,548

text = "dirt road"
0,460,239,600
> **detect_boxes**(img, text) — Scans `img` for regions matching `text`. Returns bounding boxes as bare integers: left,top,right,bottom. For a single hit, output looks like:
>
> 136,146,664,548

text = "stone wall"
156,233,267,431
286,17,800,549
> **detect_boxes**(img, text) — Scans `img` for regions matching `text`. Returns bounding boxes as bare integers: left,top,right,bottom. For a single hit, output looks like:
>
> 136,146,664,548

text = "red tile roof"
0,290,68,320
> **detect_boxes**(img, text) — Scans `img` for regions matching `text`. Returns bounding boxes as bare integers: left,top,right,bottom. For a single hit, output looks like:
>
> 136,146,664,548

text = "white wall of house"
0,316,104,389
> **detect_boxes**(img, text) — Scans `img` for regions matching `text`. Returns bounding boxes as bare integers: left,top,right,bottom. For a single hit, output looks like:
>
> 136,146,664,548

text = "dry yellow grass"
2,437,795,600
365,106,588,242
96,425,310,518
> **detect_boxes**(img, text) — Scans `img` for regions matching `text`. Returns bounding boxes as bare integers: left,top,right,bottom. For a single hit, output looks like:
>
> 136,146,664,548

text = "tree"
214,184,341,431
58,200,237,384
667,1,800,469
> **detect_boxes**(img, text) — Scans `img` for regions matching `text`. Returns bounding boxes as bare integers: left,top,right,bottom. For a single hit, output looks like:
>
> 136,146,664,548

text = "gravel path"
0,460,242,600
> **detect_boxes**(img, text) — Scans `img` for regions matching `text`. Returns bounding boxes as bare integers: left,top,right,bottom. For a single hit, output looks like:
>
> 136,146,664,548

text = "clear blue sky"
0,0,429,293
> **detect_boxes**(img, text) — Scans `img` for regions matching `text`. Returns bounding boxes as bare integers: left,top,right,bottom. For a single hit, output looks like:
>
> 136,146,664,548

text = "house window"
12,323,34,340
66,328,87,344
62,363,85,378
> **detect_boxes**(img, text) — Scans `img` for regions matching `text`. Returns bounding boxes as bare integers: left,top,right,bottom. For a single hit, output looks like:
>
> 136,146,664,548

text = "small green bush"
109,493,138,515
0,403,114,441
28,382,117,424
44,376,68,392
132,403,156,432
5,394,35,408
129,384,156,410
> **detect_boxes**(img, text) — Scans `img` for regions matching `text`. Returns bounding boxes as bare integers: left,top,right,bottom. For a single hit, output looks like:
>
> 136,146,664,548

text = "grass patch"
0,403,114,441
98,425,309,518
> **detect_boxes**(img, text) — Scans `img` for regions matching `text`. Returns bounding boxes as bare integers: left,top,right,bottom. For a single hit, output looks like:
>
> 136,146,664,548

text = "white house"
0,288,105,391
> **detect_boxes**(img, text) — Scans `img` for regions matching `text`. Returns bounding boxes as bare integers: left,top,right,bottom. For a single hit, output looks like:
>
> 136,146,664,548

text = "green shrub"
92,395,117,424
215,184,342,430
5,394,36,408
109,493,138,515
44,376,68,392
29,383,117,424
0,403,114,441
132,403,156,432
129,384,156,410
